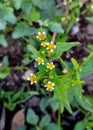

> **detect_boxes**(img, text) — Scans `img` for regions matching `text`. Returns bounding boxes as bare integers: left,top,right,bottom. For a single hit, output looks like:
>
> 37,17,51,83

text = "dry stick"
52,33,57,43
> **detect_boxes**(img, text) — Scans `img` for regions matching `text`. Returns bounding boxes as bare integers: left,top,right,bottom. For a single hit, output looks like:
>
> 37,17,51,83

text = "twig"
52,33,57,43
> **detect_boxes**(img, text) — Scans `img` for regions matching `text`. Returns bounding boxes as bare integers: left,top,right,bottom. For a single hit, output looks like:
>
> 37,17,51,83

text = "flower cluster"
27,73,55,91
26,32,56,91
37,32,56,52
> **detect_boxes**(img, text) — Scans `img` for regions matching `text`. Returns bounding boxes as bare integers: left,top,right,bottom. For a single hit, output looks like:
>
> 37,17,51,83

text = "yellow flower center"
45,81,55,91
37,57,44,65
46,82,53,89
48,44,54,50
38,33,46,40
30,75,37,83
41,42,47,47
47,63,55,70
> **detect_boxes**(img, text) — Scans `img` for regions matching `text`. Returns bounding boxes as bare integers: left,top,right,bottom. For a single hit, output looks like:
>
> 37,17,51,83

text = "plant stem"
11,66,29,71
58,102,61,130
59,58,73,74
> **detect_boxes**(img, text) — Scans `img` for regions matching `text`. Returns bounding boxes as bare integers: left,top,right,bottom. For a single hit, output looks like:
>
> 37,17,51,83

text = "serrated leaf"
51,42,79,59
12,22,36,39
26,108,39,125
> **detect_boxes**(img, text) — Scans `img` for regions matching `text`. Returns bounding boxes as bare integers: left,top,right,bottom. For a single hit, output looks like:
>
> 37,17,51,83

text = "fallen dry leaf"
11,108,25,130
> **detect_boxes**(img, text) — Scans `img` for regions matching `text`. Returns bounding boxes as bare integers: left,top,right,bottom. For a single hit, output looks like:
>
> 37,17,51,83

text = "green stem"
59,58,73,74
75,105,86,115
11,66,29,71
58,102,61,130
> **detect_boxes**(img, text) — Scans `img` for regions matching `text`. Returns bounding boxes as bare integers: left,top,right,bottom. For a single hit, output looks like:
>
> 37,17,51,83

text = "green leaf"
88,44,93,52
40,97,50,113
48,98,59,112
3,7,16,24
54,77,72,113
2,56,9,67
49,22,64,33
0,67,10,79
39,115,51,128
12,22,36,39
31,0,56,20
50,42,79,59
18,125,27,130
74,121,87,130
0,7,16,29
4,102,16,111
71,58,79,70
85,17,93,24
27,44,39,58
0,34,8,47
0,19,6,30
31,0,55,10
81,96,93,112
22,0,32,16
36,71,47,80
68,1,79,9
13,0,23,10
45,123,62,130
80,53,93,78
30,8,40,22
26,108,39,125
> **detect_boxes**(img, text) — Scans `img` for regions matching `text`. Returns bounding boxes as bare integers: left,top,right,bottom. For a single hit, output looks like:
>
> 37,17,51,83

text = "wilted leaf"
11,109,25,130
